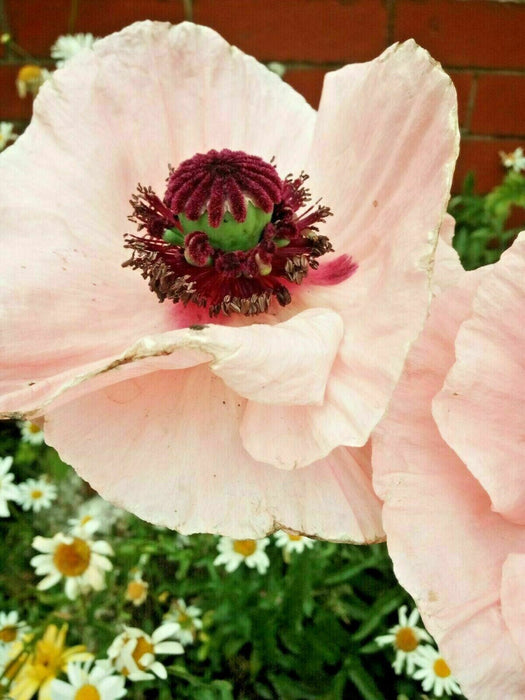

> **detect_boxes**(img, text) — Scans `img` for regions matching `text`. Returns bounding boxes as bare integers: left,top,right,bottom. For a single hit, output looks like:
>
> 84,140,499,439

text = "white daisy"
50,33,97,67
68,514,101,538
18,420,45,445
0,122,17,152
0,456,19,517
78,496,125,534
214,537,271,574
17,477,57,512
107,624,183,681
412,645,462,696
274,530,314,557
125,573,149,607
50,659,126,700
164,598,203,646
31,532,113,600
375,605,432,675
500,147,525,173
0,610,29,646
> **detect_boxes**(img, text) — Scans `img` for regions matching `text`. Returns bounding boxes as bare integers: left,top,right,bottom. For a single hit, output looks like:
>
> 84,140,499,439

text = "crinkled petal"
373,269,525,700
197,307,343,405
1,308,340,422
44,364,383,541
287,40,459,449
0,21,315,411
433,233,525,524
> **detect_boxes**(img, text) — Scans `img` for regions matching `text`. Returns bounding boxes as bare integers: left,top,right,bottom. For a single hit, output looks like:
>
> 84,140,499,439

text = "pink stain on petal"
0,22,458,539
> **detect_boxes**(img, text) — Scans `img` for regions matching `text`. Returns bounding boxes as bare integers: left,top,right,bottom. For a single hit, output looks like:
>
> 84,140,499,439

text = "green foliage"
449,169,525,270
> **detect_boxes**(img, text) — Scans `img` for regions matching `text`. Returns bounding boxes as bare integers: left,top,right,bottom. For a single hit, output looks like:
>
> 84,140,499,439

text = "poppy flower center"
233,539,257,557
395,627,418,652
123,149,357,317
433,657,451,678
53,538,91,577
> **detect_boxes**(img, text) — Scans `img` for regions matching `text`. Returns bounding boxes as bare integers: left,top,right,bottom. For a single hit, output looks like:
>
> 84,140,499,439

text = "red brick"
507,205,525,232
471,74,525,136
395,0,525,69
453,137,524,193
0,65,34,121
449,71,472,129
193,0,387,63
285,68,326,109
6,0,71,57
5,1,185,58
75,0,185,39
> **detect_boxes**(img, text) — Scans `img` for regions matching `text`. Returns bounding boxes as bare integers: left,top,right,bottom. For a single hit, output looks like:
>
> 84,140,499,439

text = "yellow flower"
8,624,91,700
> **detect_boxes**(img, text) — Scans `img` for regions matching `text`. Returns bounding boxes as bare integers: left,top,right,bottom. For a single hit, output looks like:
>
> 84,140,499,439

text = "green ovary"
178,202,272,252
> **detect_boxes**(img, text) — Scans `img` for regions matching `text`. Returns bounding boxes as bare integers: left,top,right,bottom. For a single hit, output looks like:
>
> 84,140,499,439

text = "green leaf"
345,657,384,700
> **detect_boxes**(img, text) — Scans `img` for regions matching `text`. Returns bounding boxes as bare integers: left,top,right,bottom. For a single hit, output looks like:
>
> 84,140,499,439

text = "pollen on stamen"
122,149,358,318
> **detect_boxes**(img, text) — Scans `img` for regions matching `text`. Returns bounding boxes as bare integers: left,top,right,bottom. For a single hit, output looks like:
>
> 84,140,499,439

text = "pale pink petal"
1,309,340,423
433,233,525,524
373,269,525,699
284,40,460,448
432,213,464,294
241,356,375,467
44,365,383,542
240,215,461,467
0,21,315,410
501,554,525,666
200,308,343,405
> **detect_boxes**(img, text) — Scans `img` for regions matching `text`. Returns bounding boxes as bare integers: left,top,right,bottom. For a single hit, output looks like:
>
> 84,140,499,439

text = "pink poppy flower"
0,22,458,539
373,233,525,698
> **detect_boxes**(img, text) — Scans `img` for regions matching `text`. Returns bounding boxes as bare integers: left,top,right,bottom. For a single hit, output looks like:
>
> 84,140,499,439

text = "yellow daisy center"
178,612,191,628
53,538,91,577
288,535,302,541
126,580,147,601
233,539,257,557
81,515,92,525
75,685,101,700
132,636,155,670
31,489,43,500
0,626,17,643
395,627,418,652
17,65,44,82
29,423,41,434
434,657,451,678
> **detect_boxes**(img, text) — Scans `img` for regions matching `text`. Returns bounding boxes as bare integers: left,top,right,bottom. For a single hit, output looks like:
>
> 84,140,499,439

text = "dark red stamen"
123,150,357,318
164,149,283,226
184,232,214,267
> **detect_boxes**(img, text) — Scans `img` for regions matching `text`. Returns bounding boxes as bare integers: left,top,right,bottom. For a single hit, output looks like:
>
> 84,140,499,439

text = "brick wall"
1,0,524,192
